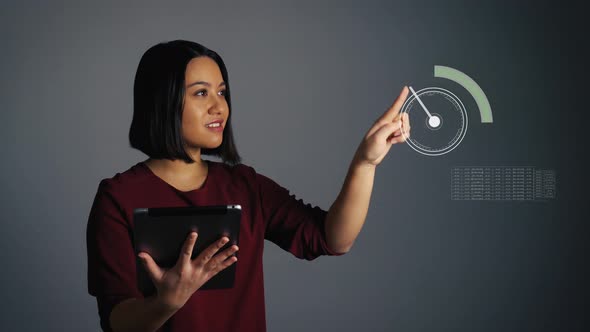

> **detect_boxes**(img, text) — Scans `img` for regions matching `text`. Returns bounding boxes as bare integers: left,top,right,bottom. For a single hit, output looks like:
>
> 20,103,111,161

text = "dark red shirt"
86,160,344,331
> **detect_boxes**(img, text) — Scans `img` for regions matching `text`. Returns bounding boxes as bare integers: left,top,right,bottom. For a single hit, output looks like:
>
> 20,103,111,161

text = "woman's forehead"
185,57,223,83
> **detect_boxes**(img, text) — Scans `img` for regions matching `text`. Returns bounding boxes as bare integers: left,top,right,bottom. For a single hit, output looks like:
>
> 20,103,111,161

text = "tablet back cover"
133,205,241,296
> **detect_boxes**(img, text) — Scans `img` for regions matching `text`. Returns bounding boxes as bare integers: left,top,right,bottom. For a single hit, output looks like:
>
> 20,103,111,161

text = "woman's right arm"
109,232,239,332
109,296,178,332
87,181,237,331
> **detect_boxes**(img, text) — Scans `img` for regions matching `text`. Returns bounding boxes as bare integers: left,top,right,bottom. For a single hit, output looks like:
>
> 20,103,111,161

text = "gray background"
1,0,587,331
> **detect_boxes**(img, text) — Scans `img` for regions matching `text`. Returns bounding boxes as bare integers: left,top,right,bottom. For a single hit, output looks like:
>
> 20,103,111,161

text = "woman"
86,40,410,332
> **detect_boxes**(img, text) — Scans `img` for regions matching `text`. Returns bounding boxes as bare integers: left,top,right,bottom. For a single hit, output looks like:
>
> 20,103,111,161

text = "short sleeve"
257,172,346,260
86,180,145,332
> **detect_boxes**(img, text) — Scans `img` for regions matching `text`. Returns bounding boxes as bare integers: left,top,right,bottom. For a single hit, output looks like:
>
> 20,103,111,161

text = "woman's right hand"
137,232,239,311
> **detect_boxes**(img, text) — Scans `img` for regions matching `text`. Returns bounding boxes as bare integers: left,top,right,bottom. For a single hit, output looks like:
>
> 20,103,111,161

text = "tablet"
132,205,241,296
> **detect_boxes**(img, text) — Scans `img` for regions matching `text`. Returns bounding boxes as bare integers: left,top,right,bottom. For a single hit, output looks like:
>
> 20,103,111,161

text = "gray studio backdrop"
1,1,587,331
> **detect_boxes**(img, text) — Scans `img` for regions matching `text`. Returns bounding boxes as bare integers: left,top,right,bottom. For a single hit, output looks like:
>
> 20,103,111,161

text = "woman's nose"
209,105,224,115
209,100,226,115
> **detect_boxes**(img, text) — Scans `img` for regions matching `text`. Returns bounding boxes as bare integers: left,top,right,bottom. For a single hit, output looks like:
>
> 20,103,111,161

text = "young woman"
86,40,410,332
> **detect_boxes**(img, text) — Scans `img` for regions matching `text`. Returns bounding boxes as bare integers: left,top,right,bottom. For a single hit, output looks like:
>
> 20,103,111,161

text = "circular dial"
401,87,468,156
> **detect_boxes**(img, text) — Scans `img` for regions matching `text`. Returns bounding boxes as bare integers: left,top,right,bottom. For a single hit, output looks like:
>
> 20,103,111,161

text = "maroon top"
86,160,344,331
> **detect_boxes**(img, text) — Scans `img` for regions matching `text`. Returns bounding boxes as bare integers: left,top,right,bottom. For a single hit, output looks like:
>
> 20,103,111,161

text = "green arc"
434,65,493,123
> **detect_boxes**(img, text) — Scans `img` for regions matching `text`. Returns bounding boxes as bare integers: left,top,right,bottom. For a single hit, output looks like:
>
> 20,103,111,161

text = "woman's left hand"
352,86,411,167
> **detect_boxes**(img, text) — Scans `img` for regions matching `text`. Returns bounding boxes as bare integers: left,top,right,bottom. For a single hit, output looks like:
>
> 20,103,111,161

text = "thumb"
138,252,164,282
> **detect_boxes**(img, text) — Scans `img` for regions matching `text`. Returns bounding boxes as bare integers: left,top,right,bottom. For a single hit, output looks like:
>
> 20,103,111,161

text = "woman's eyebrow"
187,81,226,88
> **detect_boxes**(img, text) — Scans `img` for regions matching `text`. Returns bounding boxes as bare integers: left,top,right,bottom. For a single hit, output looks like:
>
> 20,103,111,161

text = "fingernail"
222,238,228,244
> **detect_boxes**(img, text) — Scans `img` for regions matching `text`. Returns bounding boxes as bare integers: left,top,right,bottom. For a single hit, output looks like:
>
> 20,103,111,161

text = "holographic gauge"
400,87,468,156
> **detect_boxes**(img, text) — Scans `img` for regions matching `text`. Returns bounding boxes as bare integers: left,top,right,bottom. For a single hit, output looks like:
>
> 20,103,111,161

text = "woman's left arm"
325,86,411,253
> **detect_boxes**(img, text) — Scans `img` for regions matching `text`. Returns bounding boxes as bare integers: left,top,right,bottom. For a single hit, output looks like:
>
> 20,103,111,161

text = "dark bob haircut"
129,40,241,166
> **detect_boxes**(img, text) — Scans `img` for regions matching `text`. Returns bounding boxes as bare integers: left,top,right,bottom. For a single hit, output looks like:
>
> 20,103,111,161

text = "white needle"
410,87,440,128
409,86,433,118
410,87,432,118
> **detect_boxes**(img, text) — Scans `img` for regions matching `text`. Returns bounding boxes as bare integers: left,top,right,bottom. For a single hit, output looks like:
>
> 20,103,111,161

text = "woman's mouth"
205,122,223,132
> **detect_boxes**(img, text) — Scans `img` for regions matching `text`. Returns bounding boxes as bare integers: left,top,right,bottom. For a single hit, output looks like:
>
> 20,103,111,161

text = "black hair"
129,40,241,165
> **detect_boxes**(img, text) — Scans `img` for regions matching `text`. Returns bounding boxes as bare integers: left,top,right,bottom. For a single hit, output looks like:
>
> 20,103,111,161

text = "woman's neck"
144,157,208,181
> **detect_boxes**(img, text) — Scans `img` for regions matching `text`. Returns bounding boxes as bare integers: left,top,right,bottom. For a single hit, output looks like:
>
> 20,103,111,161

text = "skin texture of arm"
109,296,179,332
324,159,376,253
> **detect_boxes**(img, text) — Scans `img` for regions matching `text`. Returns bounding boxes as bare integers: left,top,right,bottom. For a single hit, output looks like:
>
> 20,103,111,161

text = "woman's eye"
194,89,226,97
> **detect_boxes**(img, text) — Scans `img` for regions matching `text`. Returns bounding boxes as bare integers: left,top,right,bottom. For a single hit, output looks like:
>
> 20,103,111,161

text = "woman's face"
182,56,229,152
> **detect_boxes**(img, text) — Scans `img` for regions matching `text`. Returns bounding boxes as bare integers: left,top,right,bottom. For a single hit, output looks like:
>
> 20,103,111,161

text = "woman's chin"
205,140,223,150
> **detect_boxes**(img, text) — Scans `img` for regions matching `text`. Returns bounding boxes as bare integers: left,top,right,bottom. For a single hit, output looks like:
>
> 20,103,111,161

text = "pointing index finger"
381,86,409,123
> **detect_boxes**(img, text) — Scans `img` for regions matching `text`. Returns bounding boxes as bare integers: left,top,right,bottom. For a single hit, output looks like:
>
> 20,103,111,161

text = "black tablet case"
133,205,241,296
